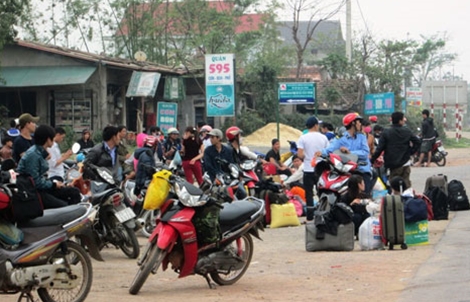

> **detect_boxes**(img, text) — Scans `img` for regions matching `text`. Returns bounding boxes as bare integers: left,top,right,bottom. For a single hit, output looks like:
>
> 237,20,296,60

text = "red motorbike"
129,169,265,295
240,159,262,196
313,151,361,208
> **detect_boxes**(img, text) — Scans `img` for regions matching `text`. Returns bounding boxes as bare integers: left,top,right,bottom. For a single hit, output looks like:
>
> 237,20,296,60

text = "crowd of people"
0,108,435,229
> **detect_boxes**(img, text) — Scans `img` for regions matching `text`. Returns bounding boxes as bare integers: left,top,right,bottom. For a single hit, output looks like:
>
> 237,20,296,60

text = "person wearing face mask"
316,113,373,194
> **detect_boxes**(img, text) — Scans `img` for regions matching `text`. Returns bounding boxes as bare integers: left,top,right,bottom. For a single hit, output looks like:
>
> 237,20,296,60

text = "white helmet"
167,127,179,135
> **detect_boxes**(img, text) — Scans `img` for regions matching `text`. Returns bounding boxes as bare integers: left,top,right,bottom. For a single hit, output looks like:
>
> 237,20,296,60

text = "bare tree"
282,0,346,78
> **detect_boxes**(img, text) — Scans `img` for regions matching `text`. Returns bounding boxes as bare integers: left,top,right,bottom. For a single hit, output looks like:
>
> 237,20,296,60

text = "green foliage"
59,126,76,153
222,110,265,135
93,130,103,144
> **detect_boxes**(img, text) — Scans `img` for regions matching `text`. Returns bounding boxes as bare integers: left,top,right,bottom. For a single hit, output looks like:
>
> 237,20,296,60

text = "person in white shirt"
283,154,304,189
297,116,330,221
47,127,73,182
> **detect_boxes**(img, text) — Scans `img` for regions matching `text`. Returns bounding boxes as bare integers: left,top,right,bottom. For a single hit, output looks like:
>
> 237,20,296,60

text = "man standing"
297,116,329,221
414,109,436,167
47,127,73,182
84,125,122,182
202,129,236,181
371,112,420,189
316,113,373,194
13,113,39,163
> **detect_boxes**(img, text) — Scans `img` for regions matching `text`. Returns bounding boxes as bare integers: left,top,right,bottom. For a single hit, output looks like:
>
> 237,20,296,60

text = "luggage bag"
380,195,407,250
424,174,448,196
305,222,354,252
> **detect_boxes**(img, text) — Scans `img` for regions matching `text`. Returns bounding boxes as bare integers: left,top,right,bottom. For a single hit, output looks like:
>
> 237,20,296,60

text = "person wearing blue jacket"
316,113,373,194
133,135,158,196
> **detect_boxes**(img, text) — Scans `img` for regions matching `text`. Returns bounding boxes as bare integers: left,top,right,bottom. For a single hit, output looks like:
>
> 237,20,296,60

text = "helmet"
76,153,85,163
143,135,157,147
200,125,213,133
167,127,179,135
342,112,363,127
225,126,242,141
369,115,378,123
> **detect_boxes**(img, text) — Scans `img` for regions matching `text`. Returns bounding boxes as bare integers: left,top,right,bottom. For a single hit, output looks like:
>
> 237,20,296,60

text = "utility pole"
346,0,352,61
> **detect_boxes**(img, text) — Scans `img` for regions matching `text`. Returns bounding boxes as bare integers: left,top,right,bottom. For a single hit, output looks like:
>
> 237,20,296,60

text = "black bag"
424,186,449,220
11,175,44,222
448,179,470,211
402,196,428,222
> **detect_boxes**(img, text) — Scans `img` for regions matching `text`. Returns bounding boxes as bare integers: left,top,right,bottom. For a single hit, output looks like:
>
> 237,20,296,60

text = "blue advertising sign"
157,102,178,135
364,92,395,115
278,82,315,104
206,85,235,117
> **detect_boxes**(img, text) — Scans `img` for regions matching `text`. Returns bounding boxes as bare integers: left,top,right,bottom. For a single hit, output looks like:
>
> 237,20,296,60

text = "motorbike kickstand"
18,290,36,302
203,274,217,289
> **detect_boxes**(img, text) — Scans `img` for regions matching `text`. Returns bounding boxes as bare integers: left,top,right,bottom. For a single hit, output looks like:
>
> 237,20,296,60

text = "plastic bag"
358,216,384,250
143,170,172,210
0,217,24,249
173,150,182,166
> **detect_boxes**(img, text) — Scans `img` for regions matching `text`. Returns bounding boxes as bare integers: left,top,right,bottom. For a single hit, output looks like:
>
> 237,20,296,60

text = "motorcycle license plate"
438,146,445,152
115,207,136,223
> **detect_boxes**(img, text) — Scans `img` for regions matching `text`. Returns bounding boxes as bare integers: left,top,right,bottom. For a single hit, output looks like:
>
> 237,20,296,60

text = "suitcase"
424,174,448,196
380,195,407,250
305,222,354,252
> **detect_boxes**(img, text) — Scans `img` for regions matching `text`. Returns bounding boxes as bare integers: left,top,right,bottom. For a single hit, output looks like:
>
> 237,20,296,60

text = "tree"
0,0,29,51
281,0,346,78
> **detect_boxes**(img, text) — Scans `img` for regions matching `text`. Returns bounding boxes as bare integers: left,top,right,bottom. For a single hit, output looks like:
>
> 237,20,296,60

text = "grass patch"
443,137,470,148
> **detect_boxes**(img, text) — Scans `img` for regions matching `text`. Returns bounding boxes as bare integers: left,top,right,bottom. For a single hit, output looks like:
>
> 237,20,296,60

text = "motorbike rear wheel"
210,233,253,286
37,241,92,302
110,216,140,259
129,243,167,295
434,151,446,167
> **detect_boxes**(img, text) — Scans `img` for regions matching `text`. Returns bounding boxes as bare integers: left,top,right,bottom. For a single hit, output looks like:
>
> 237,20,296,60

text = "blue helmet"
76,153,85,163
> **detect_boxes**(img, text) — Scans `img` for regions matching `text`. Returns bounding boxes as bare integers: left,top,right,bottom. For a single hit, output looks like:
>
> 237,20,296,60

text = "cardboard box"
405,220,429,246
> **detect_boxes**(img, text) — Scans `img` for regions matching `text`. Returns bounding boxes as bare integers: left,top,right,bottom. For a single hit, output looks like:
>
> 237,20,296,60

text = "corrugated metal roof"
14,40,186,75
0,66,96,87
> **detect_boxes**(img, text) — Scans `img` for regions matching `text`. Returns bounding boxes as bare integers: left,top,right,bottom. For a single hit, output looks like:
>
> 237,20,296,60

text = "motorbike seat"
219,200,259,233
89,188,115,205
17,204,87,228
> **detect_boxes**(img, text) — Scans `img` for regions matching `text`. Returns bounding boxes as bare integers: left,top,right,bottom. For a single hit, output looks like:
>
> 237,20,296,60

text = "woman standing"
181,126,204,185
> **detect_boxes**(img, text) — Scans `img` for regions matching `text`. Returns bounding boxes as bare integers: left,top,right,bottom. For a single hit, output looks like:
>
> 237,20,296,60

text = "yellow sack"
270,203,300,228
143,170,172,210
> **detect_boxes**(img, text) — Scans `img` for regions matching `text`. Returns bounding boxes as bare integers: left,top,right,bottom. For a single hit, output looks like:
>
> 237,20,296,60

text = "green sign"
157,102,178,135
164,76,185,101
278,82,315,104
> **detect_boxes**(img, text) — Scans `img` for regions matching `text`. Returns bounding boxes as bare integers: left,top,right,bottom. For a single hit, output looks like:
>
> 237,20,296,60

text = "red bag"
0,187,10,210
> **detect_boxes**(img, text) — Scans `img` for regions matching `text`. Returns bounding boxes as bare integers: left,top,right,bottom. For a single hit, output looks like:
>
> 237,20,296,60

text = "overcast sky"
337,0,470,81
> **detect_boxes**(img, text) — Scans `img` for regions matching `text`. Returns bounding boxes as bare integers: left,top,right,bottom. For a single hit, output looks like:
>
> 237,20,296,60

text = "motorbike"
412,137,447,167
128,168,265,295
80,161,140,259
313,151,362,208
239,159,263,196
0,173,103,302
200,158,245,200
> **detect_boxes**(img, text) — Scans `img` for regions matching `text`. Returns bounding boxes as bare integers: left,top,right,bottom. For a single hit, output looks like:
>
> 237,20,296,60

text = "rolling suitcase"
380,195,407,250
424,174,448,196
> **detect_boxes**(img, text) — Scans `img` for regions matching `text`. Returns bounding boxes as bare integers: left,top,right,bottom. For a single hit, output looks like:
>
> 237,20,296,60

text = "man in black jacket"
414,109,436,167
371,111,420,188
83,126,122,182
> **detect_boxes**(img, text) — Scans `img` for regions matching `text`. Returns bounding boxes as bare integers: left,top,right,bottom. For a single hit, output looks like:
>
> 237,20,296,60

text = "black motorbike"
82,162,140,259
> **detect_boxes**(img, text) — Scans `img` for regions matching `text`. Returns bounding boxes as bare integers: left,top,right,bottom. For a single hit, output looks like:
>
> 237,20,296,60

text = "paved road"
399,165,470,301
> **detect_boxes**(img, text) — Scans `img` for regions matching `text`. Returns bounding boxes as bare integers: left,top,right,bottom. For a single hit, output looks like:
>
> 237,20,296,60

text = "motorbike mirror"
417,127,421,131
72,142,81,154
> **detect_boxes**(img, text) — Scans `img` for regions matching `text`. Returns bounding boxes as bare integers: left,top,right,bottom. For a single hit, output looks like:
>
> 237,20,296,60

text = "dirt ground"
5,148,466,302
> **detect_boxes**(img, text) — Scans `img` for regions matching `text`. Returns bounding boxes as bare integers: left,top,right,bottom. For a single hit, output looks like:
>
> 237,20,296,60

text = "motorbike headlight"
175,182,207,207
240,160,256,170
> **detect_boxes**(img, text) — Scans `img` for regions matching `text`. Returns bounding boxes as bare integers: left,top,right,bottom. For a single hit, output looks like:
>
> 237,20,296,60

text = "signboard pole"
314,82,318,116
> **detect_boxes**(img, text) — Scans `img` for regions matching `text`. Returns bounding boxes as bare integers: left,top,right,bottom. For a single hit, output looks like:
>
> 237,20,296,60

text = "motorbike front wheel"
434,151,446,167
110,216,140,259
129,243,167,295
210,233,253,286
37,241,92,302
140,210,159,238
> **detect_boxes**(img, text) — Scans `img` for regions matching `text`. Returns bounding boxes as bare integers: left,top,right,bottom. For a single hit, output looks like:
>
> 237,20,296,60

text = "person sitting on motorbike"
162,127,181,165
340,174,371,236
17,125,80,208
133,135,158,197
83,125,122,183
265,138,291,177
225,126,259,164
316,113,373,194
76,128,94,151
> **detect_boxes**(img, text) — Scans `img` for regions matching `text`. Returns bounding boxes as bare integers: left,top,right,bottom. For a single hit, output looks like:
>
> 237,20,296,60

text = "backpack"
424,186,449,220
447,179,470,211
11,174,44,222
